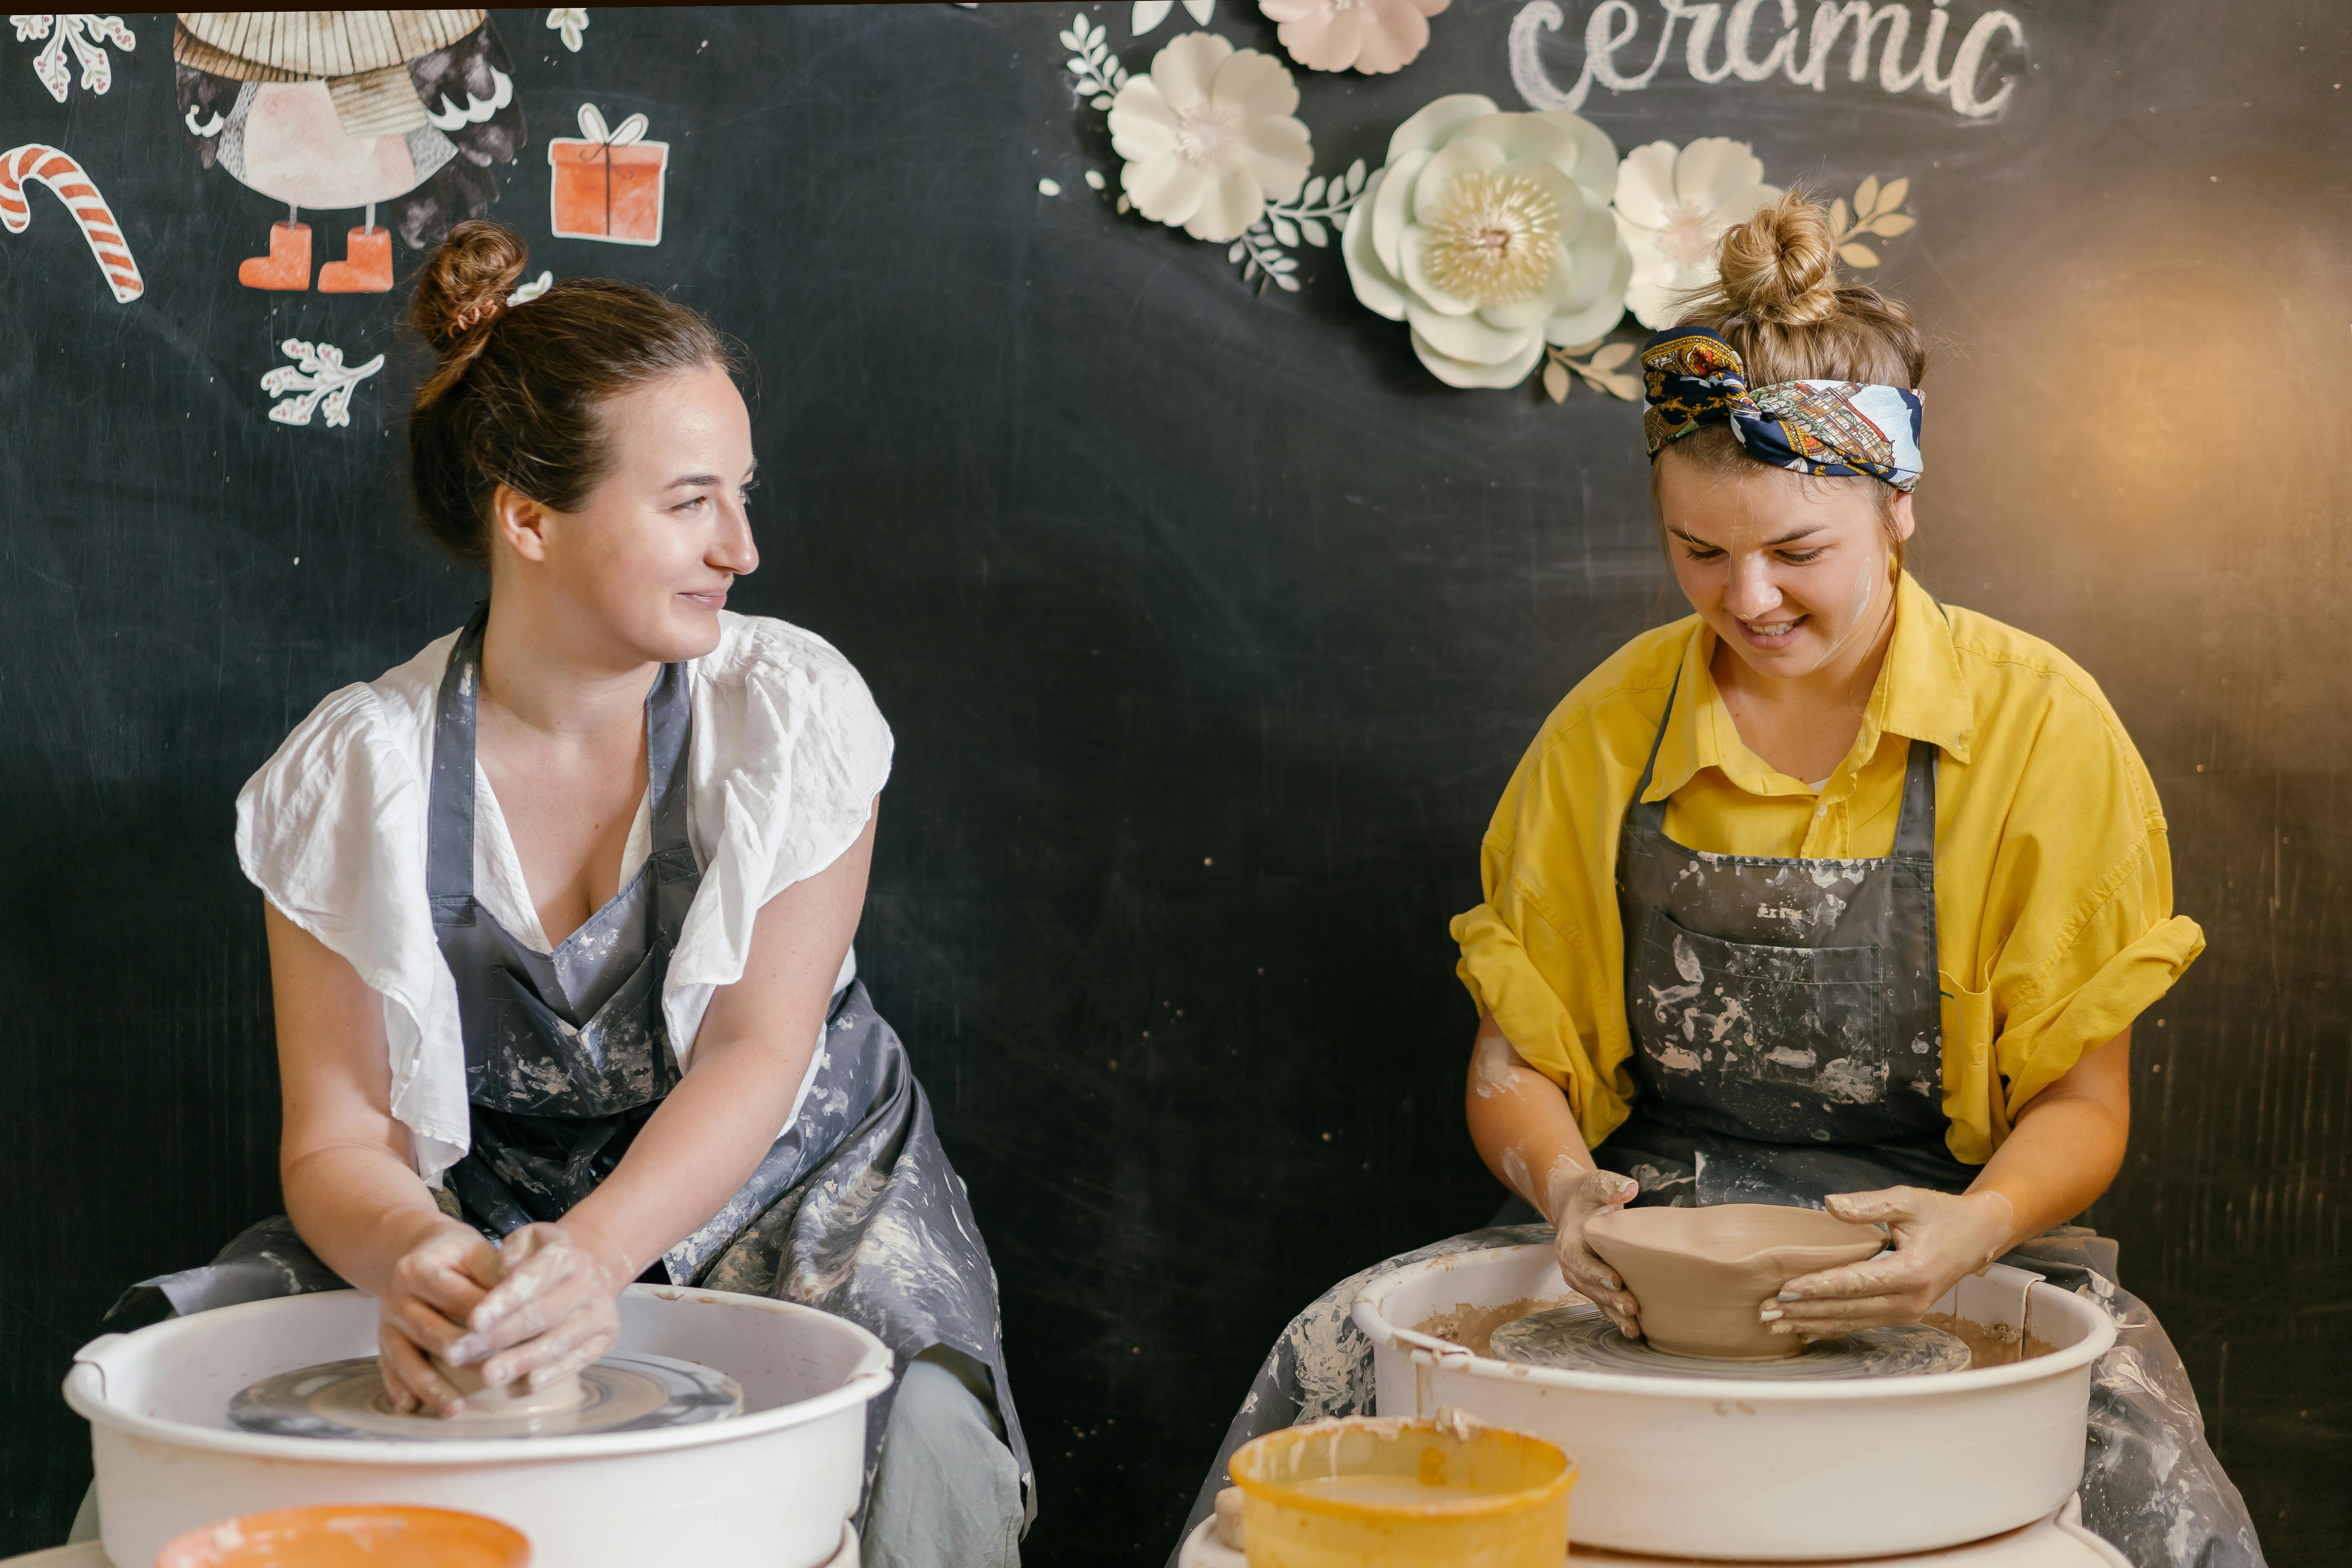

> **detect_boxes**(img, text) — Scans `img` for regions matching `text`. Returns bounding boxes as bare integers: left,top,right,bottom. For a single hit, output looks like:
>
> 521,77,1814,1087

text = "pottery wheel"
1488,1303,1971,1380
228,1351,742,1441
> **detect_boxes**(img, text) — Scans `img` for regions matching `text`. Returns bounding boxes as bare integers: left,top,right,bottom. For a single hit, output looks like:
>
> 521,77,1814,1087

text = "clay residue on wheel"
1414,1296,1565,1358
1921,1311,2056,1368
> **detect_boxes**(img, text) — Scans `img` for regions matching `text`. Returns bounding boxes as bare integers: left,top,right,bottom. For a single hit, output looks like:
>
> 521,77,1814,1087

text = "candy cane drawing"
0,143,143,302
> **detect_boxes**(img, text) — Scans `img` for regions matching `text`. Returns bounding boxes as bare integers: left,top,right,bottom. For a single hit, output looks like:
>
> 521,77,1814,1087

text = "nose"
1721,551,1782,621
711,495,758,577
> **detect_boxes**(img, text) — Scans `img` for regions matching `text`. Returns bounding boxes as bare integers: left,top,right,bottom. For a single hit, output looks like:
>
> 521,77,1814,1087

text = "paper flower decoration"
1259,0,1450,75
1612,138,1781,329
1109,32,1311,244
1341,94,1630,389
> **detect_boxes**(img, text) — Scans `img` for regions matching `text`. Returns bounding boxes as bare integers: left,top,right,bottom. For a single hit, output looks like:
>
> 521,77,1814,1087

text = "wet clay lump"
1585,1204,1885,1359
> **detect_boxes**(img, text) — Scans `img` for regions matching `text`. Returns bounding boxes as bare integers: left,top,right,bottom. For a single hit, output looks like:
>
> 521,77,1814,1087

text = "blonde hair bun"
1712,190,1841,328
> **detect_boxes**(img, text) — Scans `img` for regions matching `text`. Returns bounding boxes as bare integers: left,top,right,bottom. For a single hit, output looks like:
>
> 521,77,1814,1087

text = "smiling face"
490,365,758,665
1655,448,1913,685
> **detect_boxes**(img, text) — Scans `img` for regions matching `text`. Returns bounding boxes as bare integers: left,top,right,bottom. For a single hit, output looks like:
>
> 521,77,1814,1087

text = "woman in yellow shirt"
1176,195,2258,1568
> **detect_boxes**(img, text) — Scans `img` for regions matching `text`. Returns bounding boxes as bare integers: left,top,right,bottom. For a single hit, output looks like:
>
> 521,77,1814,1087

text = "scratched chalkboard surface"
0,4,2345,1561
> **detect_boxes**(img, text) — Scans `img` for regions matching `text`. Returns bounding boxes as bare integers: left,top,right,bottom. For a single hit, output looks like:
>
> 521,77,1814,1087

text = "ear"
1887,489,1917,545
489,483,553,564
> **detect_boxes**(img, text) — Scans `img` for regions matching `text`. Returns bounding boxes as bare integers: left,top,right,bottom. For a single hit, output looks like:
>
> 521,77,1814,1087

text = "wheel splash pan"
1351,1246,2115,1561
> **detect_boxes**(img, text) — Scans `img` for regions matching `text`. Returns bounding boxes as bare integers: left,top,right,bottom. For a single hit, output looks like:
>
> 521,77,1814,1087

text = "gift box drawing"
548,104,667,245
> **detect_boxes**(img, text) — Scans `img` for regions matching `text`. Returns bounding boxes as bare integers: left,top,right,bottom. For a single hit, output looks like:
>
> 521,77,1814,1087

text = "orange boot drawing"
318,207,392,293
238,212,311,290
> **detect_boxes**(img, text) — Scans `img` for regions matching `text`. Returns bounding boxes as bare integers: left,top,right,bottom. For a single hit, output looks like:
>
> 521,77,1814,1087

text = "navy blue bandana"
1641,326,1924,492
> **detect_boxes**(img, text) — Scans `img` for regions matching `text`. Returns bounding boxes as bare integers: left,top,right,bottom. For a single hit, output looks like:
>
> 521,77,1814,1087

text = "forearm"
558,1030,819,1276
1965,1027,2132,1249
1464,1009,1603,1224
283,1142,467,1297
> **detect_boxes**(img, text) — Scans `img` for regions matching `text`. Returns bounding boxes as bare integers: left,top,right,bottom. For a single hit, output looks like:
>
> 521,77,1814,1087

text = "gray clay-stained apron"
116,610,1033,1521
1604,665,1978,1208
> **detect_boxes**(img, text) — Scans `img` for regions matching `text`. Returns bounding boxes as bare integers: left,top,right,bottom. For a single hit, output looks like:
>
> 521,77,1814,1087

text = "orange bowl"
155,1505,530,1568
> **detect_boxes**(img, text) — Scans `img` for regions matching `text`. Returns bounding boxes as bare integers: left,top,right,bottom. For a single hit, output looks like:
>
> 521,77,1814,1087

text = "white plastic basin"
1352,1246,2116,1561
65,1284,892,1568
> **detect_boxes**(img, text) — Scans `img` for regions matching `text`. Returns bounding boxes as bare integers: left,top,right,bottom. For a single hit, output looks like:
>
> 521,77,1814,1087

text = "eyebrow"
664,459,757,491
1668,523,1827,550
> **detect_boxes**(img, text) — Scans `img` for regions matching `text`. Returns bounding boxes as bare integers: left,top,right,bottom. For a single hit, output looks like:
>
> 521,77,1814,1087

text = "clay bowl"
1584,1204,1885,1359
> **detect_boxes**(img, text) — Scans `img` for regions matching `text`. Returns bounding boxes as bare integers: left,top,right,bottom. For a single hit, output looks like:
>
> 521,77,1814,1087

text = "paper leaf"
1092,94,1113,109
1877,177,1909,214
1058,28,1081,49
1838,241,1881,268
1301,175,1325,207
1228,240,1246,263
1346,158,1366,194
1598,371,1643,401
1299,216,1328,247
1116,193,1130,213
1132,0,1173,33
1066,58,1090,75
1543,361,1571,402
1589,342,1636,371
1867,212,1916,237
1183,0,1215,21
1271,215,1298,247
1272,268,1299,292
1855,175,1881,219
1828,197,1850,238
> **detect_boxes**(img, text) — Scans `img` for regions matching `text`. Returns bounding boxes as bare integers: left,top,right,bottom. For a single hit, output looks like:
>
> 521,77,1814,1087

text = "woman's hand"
444,1221,634,1394
1764,1186,2016,1340
1545,1165,1644,1337
376,1222,508,1416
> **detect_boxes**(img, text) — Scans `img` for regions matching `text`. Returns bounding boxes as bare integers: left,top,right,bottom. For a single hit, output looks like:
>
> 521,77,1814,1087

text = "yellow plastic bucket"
1228,1416,1576,1568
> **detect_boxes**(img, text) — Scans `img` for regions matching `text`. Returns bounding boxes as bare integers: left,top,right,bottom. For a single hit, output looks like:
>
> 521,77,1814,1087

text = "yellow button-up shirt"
1451,571,2201,1166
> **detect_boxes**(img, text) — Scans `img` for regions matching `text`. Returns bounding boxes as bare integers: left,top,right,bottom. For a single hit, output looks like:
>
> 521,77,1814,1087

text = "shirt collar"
1640,570,1973,804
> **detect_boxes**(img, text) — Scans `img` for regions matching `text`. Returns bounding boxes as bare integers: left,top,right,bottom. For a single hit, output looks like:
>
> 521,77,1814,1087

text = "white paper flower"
1259,0,1450,75
1109,32,1311,244
1341,94,1630,389
1612,138,1782,329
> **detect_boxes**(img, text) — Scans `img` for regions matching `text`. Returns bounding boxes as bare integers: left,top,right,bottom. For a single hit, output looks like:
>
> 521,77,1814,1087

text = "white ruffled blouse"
235,612,894,1185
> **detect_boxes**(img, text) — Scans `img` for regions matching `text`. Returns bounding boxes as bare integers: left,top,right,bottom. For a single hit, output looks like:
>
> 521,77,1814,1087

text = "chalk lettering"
1509,0,2025,119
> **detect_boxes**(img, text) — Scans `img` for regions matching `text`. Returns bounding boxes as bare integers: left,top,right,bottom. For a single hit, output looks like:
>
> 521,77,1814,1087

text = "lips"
1737,614,1805,646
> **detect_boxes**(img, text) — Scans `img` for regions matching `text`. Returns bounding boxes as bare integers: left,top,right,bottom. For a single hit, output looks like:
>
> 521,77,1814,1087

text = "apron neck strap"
427,607,698,924
1626,664,1682,832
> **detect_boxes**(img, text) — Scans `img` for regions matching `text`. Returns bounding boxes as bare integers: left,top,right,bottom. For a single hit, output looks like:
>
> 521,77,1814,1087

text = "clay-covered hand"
1545,1165,1645,1337
376,1221,508,1416
443,1220,633,1394
1765,1186,2017,1340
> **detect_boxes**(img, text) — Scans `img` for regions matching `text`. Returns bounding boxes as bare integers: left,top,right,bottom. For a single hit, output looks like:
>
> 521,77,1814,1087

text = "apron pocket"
1637,909,1887,1098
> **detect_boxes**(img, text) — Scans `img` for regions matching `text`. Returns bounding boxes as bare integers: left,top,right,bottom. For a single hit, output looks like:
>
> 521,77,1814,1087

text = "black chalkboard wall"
1,3,2346,1561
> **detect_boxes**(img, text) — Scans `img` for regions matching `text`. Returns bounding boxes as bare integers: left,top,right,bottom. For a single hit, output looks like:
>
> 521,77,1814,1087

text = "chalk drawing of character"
173,10,524,293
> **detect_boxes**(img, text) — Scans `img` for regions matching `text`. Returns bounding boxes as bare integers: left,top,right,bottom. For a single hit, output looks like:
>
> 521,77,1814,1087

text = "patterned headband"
1639,326,1924,492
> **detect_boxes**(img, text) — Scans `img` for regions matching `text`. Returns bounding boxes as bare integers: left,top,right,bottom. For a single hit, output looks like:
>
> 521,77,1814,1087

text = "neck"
1718,567,1901,719
476,582,658,739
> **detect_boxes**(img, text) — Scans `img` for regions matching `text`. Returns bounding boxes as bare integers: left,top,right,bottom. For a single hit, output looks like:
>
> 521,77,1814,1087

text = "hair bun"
1711,190,1841,329
406,221,530,405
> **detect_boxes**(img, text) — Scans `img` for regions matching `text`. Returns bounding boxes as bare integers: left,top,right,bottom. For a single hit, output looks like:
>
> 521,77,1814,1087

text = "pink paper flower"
1258,0,1449,75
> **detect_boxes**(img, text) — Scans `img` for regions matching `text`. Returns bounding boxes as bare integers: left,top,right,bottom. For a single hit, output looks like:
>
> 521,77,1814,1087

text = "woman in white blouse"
120,223,1029,1567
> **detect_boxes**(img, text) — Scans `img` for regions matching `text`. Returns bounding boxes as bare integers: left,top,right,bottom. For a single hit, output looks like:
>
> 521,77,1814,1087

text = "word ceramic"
1585,1203,1884,1358
1511,0,2027,119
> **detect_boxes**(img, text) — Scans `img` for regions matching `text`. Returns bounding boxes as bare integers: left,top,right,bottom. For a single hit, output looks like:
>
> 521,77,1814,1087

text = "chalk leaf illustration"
545,8,587,52
1061,13,1129,110
1131,0,1214,36
1259,0,1448,75
1613,137,1781,330
1343,94,1631,389
1828,175,1913,270
1542,338,1639,402
1109,32,1309,244
263,339,384,428
11,13,134,101
0,142,143,301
